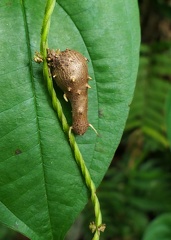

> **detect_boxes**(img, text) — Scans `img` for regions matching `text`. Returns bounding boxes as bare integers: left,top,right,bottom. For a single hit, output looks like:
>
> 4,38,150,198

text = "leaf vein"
21,0,53,237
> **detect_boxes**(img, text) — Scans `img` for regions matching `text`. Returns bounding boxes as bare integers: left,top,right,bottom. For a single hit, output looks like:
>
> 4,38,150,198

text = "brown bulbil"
47,48,91,135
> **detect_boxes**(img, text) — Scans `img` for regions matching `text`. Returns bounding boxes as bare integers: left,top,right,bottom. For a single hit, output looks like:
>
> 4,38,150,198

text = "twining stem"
39,0,105,239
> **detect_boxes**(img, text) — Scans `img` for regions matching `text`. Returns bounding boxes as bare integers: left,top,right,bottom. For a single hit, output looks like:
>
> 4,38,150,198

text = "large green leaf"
0,0,140,239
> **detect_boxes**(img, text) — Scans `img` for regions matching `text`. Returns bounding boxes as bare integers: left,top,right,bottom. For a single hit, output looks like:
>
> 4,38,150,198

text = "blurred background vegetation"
1,0,171,239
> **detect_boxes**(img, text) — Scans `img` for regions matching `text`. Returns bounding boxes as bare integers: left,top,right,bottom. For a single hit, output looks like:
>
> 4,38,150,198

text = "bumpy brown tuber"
47,48,92,135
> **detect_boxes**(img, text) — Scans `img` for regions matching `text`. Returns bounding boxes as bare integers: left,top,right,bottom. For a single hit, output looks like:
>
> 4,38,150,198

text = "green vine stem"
37,0,106,239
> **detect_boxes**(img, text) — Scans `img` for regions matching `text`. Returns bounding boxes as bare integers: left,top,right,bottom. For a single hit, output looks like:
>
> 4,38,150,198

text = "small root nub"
70,76,76,82
34,52,43,63
89,124,99,135
86,83,91,89
63,93,68,102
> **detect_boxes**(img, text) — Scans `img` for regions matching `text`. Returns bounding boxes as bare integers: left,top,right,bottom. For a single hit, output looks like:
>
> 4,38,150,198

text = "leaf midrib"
21,1,53,238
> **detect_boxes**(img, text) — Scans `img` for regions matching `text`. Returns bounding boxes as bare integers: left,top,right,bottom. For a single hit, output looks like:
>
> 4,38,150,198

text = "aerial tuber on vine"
47,48,96,135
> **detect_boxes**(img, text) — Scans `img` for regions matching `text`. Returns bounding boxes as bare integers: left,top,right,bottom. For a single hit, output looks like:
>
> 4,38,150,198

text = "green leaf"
143,213,171,240
0,0,140,239
126,43,171,149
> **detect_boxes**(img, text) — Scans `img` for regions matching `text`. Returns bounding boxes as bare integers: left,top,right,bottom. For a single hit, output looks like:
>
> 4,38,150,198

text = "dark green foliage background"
0,1,140,240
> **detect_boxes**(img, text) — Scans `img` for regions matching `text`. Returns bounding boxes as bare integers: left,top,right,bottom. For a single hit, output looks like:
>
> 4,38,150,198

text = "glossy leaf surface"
0,0,140,239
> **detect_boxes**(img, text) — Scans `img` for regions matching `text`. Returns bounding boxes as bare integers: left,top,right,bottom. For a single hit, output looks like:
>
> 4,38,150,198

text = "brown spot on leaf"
15,149,22,155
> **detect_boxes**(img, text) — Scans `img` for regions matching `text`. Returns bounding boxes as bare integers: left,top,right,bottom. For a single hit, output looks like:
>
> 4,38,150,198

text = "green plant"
143,213,171,240
0,223,16,240
82,156,171,240
126,42,171,151
0,0,140,239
